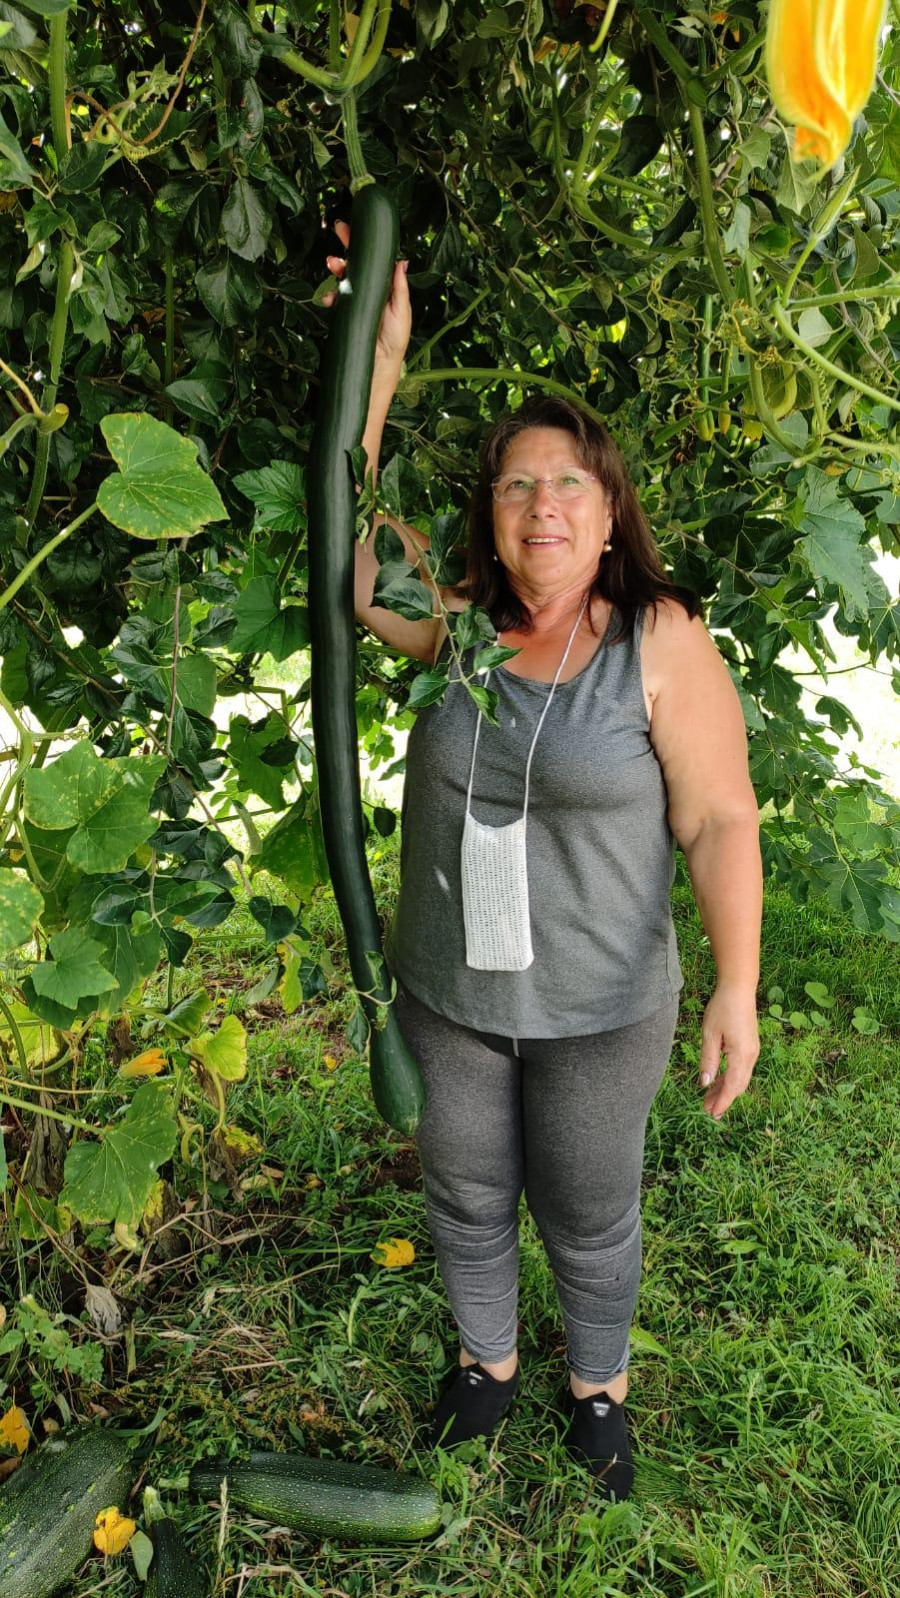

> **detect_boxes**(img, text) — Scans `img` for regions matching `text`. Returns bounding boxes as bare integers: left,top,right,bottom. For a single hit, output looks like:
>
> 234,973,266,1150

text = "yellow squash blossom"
118,1047,167,1078
93,1506,136,1555
766,0,887,166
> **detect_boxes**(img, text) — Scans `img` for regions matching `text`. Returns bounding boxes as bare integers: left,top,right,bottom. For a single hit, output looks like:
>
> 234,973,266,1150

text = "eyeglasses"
491,469,599,504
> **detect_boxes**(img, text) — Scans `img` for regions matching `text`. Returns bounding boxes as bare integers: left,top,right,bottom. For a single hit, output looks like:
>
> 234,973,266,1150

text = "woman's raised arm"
323,224,442,663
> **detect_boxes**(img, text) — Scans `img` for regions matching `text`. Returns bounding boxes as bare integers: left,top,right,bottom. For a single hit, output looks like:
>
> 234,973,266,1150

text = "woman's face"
491,427,614,602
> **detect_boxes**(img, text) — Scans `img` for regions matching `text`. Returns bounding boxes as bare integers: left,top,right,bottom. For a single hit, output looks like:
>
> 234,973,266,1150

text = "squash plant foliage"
0,2,898,1240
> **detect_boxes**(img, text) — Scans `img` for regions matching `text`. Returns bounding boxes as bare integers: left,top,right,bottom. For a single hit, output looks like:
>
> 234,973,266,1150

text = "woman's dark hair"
463,395,700,642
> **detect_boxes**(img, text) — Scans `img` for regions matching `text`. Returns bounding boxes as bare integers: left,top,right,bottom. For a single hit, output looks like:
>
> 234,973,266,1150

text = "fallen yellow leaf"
371,1237,415,1269
322,1052,338,1072
93,1506,136,1556
220,1124,263,1156
0,1404,30,1454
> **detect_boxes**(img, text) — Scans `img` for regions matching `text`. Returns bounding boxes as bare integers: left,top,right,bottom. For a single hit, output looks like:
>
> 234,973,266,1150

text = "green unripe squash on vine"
306,181,426,1136
760,359,798,421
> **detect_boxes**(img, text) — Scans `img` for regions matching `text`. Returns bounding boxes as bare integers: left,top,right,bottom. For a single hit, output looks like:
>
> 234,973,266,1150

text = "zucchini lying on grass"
147,1517,208,1598
306,179,426,1138
0,1426,132,1598
189,1448,442,1543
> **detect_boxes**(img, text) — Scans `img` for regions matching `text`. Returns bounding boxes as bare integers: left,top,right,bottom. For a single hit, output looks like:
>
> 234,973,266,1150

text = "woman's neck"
508,583,591,635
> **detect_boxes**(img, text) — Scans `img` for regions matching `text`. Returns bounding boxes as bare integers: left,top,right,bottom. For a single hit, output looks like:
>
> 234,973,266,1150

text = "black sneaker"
428,1362,520,1449
564,1388,634,1501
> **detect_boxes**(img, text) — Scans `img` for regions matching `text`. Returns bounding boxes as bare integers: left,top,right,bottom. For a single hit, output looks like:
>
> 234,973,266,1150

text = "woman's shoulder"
639,596,710,713
641,594,702,640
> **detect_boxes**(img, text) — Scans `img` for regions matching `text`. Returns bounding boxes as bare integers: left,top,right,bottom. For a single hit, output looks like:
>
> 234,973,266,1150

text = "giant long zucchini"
0,1427,132,1598
306,181,425,1135
189,1448,441,1542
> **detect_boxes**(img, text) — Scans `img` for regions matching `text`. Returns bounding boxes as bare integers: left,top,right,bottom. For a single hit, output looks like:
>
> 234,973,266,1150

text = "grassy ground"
13,844,900,1598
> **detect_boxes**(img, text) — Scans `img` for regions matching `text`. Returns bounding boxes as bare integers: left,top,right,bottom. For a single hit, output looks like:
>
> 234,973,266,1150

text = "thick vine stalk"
24,11,73,531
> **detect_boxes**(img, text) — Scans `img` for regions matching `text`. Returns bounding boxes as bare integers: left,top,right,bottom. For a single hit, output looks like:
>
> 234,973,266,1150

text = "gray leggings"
395,983,679,1385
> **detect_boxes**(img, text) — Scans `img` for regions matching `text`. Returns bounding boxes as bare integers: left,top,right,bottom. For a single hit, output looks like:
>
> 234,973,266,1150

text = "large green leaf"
164,369,232,425
229,576,309,660
60,1083,178,1226
24,738,118,831
0,870,43,955
228,713,296,809
819,856,900,937
158,652,218,718
24,742,165,873
97,413,228,539
799,470,881,619
257,798,326,897
221,176,271,261
0,3,37,49
233,462,305,533
0,108,33,186
196,252,263,326
92,917,164,1014
30,928,116,1010
189,1013,247,1080
373,561,435,622
248,896,297,943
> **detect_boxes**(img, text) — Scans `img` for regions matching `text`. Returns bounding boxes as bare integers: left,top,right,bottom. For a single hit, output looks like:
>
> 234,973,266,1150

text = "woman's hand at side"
698,983,760,1120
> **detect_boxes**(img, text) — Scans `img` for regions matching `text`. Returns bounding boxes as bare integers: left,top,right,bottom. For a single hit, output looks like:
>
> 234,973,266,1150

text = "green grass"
7,847,900,1598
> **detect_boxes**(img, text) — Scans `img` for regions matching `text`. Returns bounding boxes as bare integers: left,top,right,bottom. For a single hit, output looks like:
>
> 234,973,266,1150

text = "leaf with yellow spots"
0,1404,30,1454
93,1506,136,1555
141,1178,166,1227
371,1237,415,1269
220,1124,262,1156
119,1047,166,1078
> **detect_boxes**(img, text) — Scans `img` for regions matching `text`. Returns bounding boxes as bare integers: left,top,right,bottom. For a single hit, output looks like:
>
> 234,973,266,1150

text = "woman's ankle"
460,1346,518,1381
570,1370,628,1404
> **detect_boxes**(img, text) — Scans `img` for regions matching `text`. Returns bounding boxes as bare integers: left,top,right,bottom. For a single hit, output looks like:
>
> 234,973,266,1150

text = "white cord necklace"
460,596,588,972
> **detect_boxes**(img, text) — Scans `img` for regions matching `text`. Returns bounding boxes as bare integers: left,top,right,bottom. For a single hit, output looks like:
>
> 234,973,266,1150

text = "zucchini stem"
341,91,372,191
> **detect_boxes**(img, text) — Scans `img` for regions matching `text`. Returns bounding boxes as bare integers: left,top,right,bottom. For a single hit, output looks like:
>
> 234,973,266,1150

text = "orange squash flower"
766,0,887,166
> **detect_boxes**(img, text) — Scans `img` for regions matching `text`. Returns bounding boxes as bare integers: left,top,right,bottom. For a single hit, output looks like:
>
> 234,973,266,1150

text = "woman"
325,236,762,1498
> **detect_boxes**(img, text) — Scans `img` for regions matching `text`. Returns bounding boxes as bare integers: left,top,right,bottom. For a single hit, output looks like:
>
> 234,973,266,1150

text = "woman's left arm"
644,601,763,1121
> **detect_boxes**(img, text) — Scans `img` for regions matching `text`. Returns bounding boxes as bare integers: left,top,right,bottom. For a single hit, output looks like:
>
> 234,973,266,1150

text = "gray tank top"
385,606,683,1037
